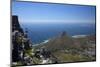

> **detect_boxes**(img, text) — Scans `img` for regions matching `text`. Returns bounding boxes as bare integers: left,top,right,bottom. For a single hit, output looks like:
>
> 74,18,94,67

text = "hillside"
43,31,75,51
35,31,96,63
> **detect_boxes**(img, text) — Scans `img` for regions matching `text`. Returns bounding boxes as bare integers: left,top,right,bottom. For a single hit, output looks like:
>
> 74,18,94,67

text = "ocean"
20,23,95,44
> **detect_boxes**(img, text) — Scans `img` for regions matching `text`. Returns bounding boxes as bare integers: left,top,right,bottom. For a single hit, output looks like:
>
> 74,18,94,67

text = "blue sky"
12,1,96,24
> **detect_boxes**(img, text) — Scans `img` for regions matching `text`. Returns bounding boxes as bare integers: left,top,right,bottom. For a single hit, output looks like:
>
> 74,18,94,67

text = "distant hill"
34,31,96,63
36,31,96,52
41,31,78,51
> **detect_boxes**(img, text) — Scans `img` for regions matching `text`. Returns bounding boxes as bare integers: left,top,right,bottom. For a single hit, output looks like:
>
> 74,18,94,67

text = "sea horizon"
19,22,95,44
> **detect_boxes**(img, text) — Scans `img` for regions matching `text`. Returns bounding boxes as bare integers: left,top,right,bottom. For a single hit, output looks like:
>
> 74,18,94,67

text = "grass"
52,51,94,63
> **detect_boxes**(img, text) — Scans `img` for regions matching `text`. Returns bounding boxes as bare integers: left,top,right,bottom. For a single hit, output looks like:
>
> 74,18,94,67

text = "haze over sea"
20,23,95,44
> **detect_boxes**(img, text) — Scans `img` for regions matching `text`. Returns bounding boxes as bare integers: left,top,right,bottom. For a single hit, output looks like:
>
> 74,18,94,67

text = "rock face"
12,15,32,63
12,15,23,33
12,15,23,62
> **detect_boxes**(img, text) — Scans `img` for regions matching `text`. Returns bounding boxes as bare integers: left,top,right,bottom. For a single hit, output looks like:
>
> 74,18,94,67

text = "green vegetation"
35,32,96,64
52,50,95,63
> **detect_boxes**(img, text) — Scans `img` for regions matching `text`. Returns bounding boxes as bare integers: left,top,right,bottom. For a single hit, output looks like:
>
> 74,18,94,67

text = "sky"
12,1,96,24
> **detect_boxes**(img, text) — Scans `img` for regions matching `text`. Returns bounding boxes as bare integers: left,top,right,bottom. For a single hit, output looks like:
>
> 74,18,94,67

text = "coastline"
72,35,87,38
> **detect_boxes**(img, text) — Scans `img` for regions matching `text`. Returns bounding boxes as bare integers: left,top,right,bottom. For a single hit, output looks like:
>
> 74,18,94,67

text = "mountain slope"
43,31,77,51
